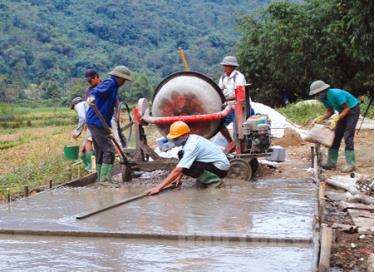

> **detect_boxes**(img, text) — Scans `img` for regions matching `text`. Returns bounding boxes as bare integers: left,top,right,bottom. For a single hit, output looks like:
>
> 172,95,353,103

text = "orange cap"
167,121,191,139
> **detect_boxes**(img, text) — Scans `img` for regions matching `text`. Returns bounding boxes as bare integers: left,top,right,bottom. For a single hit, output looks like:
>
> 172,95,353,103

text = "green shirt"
322,88,359,113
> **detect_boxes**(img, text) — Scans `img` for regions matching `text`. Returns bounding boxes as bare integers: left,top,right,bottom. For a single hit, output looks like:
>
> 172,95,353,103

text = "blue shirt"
322,88,359,113
177,135,230,171
86,76,119,128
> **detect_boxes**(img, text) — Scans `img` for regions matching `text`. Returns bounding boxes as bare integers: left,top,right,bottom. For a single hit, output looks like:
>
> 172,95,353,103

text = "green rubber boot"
84,151,94,171
96,164,102,182
341,150,355,173
80,155,88,169
196,170,221,185
99,164,113,182
322,149,338,170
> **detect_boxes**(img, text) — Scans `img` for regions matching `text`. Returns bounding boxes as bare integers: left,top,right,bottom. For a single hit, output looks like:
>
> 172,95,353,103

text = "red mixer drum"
151,71,226,139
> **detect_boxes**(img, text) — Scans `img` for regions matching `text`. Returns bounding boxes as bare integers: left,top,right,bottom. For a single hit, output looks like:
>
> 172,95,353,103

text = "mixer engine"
242,115,271,154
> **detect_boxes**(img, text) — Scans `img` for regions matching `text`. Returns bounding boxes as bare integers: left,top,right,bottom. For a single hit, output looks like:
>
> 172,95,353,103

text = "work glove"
87,96,95,104
329,115,340,130
313,115,325,124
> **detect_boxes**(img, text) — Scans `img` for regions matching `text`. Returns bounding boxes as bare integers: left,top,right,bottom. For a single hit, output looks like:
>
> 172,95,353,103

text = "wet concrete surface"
0,178,318,271
0,235,313,272
0,179,316,239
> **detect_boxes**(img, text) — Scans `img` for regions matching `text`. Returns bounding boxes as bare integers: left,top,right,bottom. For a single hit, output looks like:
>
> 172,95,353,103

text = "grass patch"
277,102,326,125
277,96,374,126
0,133,32,150
0,103,75,129
0,105,83,200
0,155,84,199
0,155,73,200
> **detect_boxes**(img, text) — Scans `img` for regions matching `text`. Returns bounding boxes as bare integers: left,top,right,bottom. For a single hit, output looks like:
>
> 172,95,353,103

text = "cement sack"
304,124,334,147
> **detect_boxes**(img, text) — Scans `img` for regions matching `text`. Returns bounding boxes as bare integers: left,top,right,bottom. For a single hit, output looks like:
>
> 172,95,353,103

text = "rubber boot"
96,164,102,182
84,151,94,171
80,155,89,169
322,149,338,170
341,150,355,173
196,170,221,185
99,164,113,183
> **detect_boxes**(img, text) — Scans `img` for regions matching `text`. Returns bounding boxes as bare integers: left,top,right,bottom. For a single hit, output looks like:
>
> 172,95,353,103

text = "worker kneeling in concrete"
146,121,230,195
309,80,360,172
86,65,132,183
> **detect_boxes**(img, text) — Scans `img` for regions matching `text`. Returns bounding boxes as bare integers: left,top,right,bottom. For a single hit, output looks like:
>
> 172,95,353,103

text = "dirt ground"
268,128,374,271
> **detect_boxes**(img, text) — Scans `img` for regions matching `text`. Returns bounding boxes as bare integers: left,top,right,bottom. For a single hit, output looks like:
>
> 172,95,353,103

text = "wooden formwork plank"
318,224,333,272
319,181,326,221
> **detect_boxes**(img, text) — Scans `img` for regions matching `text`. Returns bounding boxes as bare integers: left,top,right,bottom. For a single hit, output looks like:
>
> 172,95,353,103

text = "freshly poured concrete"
0,235,313,272
0,178,318,271
0,179,316,239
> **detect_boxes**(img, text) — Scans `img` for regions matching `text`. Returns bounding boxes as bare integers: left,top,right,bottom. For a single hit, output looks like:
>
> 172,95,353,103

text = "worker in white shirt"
218,56,247,101
71,97,94,171
218,56,253,149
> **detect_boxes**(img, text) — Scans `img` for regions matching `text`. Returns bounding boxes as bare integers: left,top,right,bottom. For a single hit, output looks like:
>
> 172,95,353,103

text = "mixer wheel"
226,158,252,181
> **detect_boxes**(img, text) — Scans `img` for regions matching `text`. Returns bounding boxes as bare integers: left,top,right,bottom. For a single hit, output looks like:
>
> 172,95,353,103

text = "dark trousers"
178,151,228,178
331,105,360,151
87,124,115,165
224,108,255,126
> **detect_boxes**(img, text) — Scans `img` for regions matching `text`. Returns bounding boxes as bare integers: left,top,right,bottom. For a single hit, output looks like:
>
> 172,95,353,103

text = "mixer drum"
152,71,225,139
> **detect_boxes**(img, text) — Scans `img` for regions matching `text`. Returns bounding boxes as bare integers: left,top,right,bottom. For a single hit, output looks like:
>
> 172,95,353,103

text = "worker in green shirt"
309,80,360,172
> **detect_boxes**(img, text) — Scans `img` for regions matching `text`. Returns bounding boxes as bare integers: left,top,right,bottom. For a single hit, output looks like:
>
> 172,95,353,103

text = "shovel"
76,184,176,220
88,101,128,163
88,101,132,180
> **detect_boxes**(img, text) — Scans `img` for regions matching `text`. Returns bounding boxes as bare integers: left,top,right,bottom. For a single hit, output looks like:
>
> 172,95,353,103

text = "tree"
237,0,373,105
41,80,60,99
121,73,153,103
65,78,86,101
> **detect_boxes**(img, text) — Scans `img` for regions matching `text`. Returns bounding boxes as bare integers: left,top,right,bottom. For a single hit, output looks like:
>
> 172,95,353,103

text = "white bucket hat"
220,56,239,67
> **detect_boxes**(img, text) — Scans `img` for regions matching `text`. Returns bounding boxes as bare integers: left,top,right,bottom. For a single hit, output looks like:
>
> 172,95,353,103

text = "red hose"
142,105,232,125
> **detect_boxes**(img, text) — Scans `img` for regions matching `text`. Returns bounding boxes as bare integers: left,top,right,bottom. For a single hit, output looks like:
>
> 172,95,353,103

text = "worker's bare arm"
338,104,350,119
145,167,184,195
323,108,334,119
225,95,236,101
172,172,184,187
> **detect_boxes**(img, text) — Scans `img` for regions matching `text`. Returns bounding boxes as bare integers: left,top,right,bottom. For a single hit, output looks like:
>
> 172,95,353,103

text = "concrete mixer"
119,71,273,182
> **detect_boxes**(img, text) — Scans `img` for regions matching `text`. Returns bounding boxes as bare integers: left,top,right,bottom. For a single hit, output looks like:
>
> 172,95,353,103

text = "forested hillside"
0,0,269,103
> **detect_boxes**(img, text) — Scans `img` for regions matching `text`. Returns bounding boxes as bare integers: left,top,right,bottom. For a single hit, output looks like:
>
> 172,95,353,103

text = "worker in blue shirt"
86,65,132,182
309,80,360,172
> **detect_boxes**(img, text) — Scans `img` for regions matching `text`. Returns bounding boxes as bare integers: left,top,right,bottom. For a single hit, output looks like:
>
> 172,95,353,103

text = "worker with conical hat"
146,121,230,195
218,55,254,149
86,65,132,183
309,80,360,172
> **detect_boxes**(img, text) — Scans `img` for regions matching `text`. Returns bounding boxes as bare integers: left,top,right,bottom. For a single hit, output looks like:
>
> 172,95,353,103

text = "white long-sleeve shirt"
218,70,246,98
73,101,89,137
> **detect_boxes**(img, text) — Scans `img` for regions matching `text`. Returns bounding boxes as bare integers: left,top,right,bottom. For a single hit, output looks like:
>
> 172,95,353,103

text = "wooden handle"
76,193,147,220
76,185,175,220
88,102,128,163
